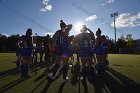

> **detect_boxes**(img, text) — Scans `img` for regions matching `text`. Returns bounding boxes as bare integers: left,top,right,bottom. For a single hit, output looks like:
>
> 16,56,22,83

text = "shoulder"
55,30,63,35
76,33,82,38
53,30,61,37
96,36,102,41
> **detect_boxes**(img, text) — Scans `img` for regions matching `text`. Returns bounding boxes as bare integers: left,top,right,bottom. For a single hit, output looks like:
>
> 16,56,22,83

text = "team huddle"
16,19,109,84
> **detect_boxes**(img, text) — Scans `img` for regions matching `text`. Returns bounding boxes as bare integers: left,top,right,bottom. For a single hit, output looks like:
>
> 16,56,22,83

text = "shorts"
78,47,93,57
95,47,104,55
21,48,33,56
56,47,73,57
104,48,108,54
16,49,21,56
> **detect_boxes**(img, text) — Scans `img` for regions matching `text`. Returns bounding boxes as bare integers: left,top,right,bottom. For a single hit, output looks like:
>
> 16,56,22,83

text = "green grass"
0,53,43,72
108,54,140,84
0,53,16,72
0,53,140,93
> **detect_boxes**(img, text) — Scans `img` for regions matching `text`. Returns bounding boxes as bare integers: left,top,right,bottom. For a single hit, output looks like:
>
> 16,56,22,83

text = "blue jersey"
22,36,32,48
76,33,93,57
54,30,72,57
102,42,108,54
95,40,104,55
56,30,70,48
21,36,33,56
78,33,92,47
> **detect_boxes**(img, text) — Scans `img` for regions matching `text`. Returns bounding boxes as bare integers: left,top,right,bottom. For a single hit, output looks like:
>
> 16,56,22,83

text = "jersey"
77,33,92,47
76,32,93,57
102,41,108,54
22,36,33,48
21,35,33,56
95,37,104,55
56,30,70,47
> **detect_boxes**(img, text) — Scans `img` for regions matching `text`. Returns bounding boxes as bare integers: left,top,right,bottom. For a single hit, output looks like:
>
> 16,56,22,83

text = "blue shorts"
78,47,93,57
21,48,33,56
16,49,21,56
104,48,108,54
56,47,73,57
68,47,74,57
95,47,104,55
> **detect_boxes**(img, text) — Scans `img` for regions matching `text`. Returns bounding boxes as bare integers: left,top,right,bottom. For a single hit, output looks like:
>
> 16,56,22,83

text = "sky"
0,0,140,40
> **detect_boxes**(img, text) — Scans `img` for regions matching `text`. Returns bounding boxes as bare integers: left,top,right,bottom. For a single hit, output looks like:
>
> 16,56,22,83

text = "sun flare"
74,22,84,31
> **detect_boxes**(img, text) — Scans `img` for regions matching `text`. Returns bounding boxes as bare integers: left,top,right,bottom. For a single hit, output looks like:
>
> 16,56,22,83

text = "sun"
74,22,84,31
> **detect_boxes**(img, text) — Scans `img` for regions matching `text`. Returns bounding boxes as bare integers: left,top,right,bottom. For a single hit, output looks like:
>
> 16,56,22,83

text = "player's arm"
17,40,22,48
87,28,95,41
29,36,33,49
52,30,59,45
94,37,100,50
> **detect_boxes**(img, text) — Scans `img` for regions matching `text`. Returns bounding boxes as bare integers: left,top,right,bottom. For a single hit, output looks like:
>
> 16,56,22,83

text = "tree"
6,34,20,51
116,35,127,48
126,34,137,48
108,38,116,53
0,34,7,51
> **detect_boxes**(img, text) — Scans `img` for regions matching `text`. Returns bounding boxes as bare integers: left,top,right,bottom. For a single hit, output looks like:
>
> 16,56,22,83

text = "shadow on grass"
99,72,126,93
113,64,133,67
70,62,140,93
0,68,19,78
0,61,55,79
57,83,66,93
30,78,46,93
0,78,24,92
39,72,62,93
70,62,80,86
90,68,140,93
40,78,54,93
81,81,89,93
34,72,45,82
107,67,140,93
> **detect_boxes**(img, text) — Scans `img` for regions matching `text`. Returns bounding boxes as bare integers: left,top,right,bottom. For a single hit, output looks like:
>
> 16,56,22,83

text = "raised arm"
87,29,95,41
52,30,59,45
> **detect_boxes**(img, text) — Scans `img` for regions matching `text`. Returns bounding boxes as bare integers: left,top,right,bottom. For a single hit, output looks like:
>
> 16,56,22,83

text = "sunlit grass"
0,53,140,93
108,54,140,84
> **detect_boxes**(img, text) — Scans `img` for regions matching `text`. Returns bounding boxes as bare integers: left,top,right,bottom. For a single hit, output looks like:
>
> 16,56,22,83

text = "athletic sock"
97,63,102,73
24,64,29,78
101,62,106,73
82,67,87,82
62,64,68,79
90,66,95,80
16,61,20,71
52,63,59,77
20,64,24,77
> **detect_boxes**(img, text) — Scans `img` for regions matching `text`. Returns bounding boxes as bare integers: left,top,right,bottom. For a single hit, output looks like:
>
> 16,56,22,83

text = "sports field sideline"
0,53,140,93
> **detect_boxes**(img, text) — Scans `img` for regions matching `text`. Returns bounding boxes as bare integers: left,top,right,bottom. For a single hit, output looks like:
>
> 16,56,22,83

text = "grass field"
0,53,140,93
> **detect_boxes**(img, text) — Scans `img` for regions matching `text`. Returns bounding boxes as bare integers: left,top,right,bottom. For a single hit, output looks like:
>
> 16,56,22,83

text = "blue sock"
20,64,24,77
62,64,68,79
101,62,106,72
24,64,29,78
97,63,102,73
52,64,59,77
82,67,87,82
90,66,95,79
16,61,20,71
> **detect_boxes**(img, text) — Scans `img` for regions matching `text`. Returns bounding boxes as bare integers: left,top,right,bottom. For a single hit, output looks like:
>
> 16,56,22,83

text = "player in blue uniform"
50,20,73,83
94,28,105,74
16,36,24,72
73,25,95,83
102,35,110,68
20,28,33,79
